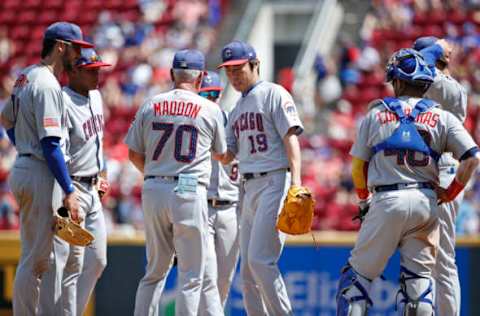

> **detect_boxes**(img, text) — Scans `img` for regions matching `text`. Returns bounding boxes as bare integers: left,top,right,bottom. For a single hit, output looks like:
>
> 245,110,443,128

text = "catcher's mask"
385,48,434,86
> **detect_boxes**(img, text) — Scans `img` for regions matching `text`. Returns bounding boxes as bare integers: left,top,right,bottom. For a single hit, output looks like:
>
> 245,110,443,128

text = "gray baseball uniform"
199,114,240,316
424,69,467,316
125,88,226,316
1,64,68,315
349,97,476,311
39,88,107,316
226,81,303,315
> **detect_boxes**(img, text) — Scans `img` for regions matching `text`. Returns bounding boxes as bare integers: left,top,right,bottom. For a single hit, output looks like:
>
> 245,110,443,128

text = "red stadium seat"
38,11,58,25
18,11,37,25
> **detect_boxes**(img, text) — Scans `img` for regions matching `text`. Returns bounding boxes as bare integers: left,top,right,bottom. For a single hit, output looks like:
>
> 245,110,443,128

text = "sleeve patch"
43,117,60,128
283,101,297,115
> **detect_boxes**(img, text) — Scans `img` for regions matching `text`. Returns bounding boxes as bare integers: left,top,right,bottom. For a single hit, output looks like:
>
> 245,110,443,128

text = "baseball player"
413,36,467,316
125,49,227,316
197,71,240,315
0,22,93,315
216,40,304,315
39,48,111,316
336,49,480,316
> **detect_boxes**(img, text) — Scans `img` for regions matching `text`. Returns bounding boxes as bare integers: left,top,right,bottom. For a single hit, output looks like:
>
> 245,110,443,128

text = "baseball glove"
54,207,94,247
277,186,315,235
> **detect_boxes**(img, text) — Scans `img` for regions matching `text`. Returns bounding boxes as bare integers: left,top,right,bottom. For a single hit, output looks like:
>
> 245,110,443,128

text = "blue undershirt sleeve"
6,127,15,145
40,136,74,195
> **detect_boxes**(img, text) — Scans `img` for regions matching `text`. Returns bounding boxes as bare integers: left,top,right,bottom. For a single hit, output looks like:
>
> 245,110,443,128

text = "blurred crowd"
1,0,480,235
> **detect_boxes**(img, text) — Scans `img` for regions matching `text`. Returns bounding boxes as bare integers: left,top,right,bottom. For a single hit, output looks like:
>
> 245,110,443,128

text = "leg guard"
336,264,373,316
396,266,434,316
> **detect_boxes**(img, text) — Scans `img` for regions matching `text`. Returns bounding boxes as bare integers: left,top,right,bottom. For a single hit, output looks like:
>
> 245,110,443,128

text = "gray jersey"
350,97,477,188
425,69,468,186
1,64,68,159
208,160,239,202
425,70,467,122
226,81,303,174
208,110,239,202
125,89,226,185
64,87,105,176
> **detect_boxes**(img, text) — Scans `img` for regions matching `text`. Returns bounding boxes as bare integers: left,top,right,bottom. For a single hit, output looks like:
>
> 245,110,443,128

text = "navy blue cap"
172,49,205,71
413,36,439,51
217,41,256,68
44,22,94,48
75,48,111,68
200,71,223,91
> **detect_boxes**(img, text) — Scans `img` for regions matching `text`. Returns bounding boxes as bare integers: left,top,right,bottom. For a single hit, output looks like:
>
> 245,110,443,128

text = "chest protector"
371,97,440,162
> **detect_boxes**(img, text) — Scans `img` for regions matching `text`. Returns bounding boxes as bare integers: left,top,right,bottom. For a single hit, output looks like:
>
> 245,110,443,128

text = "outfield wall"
1,231,479,315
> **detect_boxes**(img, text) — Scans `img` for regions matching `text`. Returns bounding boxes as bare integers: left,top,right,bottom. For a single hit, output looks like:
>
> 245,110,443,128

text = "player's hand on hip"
63,191,82,223
97,177,110,199
434,185,449,205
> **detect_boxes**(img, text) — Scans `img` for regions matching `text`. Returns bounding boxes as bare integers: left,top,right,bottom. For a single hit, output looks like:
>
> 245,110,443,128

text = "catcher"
336,49,480,316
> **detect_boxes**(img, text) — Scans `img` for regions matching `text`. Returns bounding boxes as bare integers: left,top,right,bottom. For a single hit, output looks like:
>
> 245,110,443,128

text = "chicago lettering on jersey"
83,114,104,140
153,100,202,119
13,74,28,88
232,112,264,138
376,109,439,128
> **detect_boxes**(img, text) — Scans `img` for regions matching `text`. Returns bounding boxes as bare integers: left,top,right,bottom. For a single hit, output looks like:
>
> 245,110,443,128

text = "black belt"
374,182,434,193
19,153,32,157
71,175,98,185
208,199,235,207
243,168,290,181
144,175,179,181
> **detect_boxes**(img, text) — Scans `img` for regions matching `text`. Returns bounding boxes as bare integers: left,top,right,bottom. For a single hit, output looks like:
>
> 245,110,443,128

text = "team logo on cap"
223,48,232,59
90,54,99,62
180,61,187,68
204,76,212,84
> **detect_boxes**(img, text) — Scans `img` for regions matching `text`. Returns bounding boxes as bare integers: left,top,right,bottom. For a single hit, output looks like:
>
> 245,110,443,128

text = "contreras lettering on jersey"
232,111,264,138
376,108,439,128
83,114,104,140
153,100,202,119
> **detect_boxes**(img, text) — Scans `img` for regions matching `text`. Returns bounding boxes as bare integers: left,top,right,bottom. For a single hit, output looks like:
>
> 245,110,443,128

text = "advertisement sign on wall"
157,246,470,316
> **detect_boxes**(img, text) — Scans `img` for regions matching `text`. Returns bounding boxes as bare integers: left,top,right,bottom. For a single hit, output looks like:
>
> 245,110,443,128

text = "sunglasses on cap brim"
199,90,221,98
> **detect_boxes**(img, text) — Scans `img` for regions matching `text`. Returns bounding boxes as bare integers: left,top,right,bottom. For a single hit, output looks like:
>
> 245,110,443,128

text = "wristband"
356,188,370,200
445,178,464,201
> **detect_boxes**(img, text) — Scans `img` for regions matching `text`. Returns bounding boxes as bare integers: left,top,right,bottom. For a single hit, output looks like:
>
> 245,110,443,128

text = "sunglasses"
199,90,221,99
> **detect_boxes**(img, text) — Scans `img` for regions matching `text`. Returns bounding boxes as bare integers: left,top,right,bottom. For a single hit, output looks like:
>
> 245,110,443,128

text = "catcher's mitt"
277,186,315,235
54,207,94,247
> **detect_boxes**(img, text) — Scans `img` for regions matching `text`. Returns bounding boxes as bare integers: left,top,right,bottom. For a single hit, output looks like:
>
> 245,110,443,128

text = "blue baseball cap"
172,49,205,71
75,49,111,69
217,41,257,68
200,71,223,91
44,22,94,48
413,36,439,51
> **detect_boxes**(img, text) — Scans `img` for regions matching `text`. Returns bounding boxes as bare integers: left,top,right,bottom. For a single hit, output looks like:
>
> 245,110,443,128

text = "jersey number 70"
152,122,198,163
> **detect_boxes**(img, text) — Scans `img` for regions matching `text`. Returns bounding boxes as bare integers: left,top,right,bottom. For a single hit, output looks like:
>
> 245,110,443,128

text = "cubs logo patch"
283,101,297,115
223,48,232,60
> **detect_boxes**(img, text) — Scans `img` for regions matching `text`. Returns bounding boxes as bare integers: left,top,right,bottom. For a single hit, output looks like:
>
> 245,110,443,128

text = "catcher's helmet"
385,48,434,85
